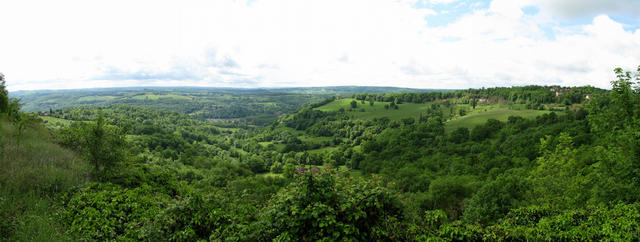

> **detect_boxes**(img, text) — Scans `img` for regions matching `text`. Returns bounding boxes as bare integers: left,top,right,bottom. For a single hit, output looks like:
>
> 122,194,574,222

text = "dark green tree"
390,102,397,109
471,96,478,109
463,170,529,225
85,111,127,180
0,73,8,113
458,108,467,116
587,65,640,203
448,127,469,144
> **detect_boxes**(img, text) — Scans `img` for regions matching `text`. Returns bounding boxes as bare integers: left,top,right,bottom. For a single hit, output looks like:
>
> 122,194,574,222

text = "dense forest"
1,66,640,240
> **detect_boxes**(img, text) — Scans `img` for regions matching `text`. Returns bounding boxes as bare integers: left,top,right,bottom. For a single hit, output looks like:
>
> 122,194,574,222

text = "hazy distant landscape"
11,86,447,126
2,0,640,240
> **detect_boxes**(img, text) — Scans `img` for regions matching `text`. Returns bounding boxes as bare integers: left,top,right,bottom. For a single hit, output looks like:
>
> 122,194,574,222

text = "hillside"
313,97,554,131
2,68,640,240
0,115,88,240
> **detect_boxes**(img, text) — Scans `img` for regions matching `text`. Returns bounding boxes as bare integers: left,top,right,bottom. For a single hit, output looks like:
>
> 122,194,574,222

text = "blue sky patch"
521,6,539,16
413,0,491,27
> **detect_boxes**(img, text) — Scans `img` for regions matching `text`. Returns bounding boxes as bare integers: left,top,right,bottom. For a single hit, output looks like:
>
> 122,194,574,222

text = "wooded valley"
1,66,640,240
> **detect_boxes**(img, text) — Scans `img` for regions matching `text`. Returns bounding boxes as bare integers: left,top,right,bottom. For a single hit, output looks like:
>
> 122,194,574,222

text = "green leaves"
56,110,128,181
85,111,128,180
464,169,530,225
529,133,583,208
258,170,401,241
63,183,165,240
586,65,640,204
488,203,640,241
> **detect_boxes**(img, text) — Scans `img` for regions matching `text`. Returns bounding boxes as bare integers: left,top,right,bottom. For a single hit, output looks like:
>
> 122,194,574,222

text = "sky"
1,0,639,91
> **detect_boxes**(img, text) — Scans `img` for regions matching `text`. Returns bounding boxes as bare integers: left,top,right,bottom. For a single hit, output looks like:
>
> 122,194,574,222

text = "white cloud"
0,0,639,91
489,0,526,19
428,0,460,4
537,0,640,20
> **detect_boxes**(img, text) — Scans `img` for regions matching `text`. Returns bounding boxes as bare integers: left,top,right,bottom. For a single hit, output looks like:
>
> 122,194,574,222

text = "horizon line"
8,84,601,93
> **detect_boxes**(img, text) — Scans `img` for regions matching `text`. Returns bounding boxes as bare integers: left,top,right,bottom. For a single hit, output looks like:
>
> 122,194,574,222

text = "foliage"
586,65,640,204
257,170,402,241
63,182,166,240
85,111,128,180
157,192,233,241
463,169,529,225
56,110,128,180
529,133,586,208
487,203,640,241
0,73,7,113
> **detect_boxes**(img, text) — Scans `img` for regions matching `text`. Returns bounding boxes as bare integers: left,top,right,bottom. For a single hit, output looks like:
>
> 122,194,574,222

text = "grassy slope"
314,99,551,131
76,95,118,102
41,116,74,129
0,117,88,240
315,98,433,121
131,93,193,101
446,105,551,131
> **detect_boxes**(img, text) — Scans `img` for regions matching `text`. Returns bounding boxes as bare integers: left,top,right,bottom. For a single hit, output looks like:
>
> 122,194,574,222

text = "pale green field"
258,141,273,147
76,96,118,102
445,108,551,131
218,127,243,133
314,98,432,121
298,135,333,143
258,172,285,179
308,146,339,155
40,116,74,129
314,99,552,132
132,94,193,101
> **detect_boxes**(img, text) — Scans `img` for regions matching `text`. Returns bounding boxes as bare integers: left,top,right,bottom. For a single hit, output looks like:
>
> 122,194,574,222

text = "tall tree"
587,65,640,203
471,96,478,109
530,133,584,208
0,73,8,113
85,111,127,180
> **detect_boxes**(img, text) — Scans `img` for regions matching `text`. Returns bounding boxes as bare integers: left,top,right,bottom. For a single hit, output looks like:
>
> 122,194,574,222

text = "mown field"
446,107,551,131
41,116,74,129
315,98,434,120
314,98,552,131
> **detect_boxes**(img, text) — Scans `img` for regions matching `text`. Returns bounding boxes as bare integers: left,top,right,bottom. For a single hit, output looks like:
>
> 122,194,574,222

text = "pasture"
314,98,552,132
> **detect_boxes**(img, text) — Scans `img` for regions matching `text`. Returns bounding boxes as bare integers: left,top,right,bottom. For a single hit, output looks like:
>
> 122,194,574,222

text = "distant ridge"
10,85,454,96
10,86,456,124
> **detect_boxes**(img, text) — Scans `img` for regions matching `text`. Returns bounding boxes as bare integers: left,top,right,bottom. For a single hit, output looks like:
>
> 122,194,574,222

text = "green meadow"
131,93,193,101
314,98,552,132
41,116,75,129
446,108,551,131
314,98,433,120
